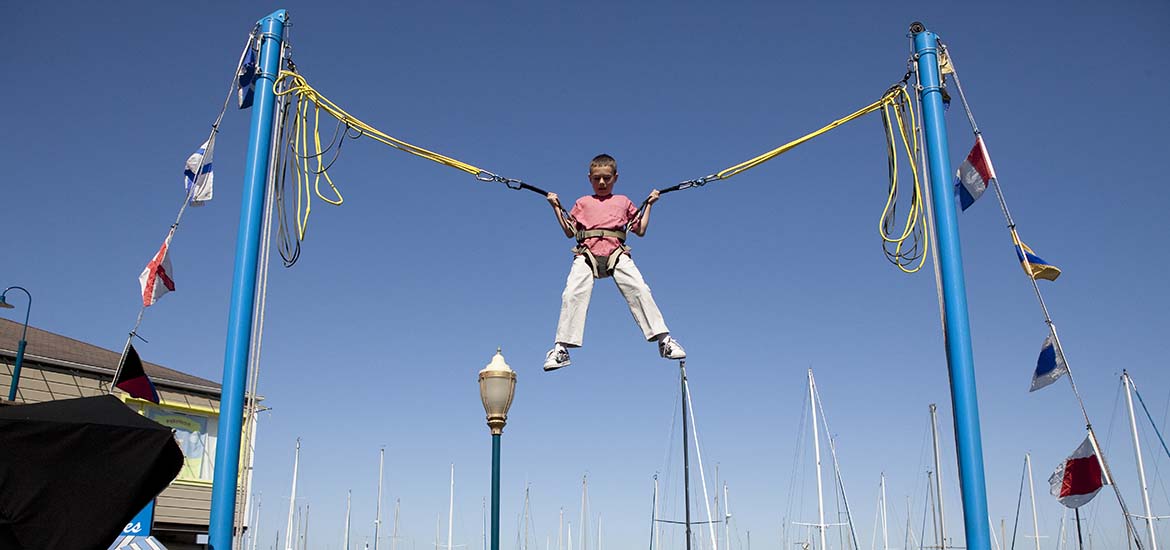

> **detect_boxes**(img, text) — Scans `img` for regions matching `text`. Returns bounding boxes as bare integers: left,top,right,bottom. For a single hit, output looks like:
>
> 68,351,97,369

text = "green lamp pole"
1,286,31,402
478,348,516,550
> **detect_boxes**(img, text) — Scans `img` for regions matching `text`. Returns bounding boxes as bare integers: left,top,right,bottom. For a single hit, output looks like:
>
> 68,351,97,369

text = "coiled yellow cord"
877,86,929,274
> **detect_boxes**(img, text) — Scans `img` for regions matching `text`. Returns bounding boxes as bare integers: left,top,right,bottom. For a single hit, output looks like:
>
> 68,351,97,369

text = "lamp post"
1,286,31,402
478,348,516,550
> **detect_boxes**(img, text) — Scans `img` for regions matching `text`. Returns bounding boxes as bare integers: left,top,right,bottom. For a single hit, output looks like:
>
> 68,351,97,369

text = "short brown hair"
590,154,617,172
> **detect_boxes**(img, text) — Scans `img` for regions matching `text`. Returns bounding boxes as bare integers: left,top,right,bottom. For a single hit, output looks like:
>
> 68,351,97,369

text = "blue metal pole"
491,434,501,550
208,10,287,550
2,286,31,402
911,22,991,550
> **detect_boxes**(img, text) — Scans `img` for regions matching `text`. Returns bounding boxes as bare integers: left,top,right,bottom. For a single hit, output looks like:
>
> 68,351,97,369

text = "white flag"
139,228,176,307
184,138,215,205
1029,334,1068,392
1048,436,1104,508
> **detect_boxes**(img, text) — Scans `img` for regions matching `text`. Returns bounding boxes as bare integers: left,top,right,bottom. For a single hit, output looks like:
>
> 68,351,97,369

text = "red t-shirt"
570,194,640,257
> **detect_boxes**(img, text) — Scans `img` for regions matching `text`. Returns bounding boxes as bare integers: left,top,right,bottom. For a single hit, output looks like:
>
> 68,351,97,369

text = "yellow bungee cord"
877,85,930,274
273,67,927,274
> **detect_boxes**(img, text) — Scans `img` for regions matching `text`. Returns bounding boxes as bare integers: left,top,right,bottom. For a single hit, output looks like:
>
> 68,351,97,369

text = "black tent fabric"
0,395,183,550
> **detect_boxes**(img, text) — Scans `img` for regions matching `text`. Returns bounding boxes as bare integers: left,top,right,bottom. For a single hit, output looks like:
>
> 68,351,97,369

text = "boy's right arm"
547,193,576,238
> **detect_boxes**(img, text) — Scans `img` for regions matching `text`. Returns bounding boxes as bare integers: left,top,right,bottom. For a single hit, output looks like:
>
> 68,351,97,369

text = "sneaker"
658,335,686,360
543,344,571,371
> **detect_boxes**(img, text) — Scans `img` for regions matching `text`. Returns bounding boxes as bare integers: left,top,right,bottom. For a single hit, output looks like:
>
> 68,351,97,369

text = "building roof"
0,318,220,394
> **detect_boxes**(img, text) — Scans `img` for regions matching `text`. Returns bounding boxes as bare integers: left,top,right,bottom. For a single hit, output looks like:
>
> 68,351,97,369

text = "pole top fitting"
909,21,926,34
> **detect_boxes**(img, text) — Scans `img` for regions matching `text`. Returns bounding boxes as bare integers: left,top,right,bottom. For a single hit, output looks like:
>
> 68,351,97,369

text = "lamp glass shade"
479,374,515,418
478,349,516,434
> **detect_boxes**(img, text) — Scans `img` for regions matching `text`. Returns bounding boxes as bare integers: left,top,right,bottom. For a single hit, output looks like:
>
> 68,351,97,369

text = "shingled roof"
0,318,220,394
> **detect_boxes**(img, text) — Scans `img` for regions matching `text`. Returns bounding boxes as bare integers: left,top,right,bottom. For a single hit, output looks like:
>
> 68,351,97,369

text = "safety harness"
574,228,631,279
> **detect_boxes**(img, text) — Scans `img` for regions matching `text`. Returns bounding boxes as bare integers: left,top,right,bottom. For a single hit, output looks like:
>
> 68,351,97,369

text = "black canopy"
0,395,183,550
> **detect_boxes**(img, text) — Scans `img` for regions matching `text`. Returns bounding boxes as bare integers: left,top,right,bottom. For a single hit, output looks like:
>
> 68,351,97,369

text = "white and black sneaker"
543,344,571,371
658,335,686,360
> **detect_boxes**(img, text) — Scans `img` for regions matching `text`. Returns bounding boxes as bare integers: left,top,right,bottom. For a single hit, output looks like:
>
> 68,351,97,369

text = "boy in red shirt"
543,154,686,371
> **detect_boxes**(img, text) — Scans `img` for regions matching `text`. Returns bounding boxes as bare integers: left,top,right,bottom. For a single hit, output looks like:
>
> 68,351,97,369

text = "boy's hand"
646,189,661,205
547,192,561,208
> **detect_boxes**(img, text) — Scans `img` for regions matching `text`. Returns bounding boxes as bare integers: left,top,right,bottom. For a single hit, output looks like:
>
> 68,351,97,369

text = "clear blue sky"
3,1,1169,549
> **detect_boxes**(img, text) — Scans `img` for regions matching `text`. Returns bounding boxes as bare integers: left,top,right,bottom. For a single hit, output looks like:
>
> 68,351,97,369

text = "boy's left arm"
632,189,660,237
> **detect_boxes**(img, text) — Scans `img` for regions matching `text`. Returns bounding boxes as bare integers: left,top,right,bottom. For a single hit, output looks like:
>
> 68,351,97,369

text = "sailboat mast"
655,478,662,550
880,474,889,550
723,482,731,550
376,448,385,550
345,490,352,550
580,475,589,550
285,438,301,550
597,514,602,550
809,369,827,550
393,499,401,550
1025,453,1041,550
559,508,564,550
448,464,456,550
1123,371,1160,550
929,404,946,550
649,478,658,550
250,493,262,550
715,466,720,550
524,485,531,550
683,363,694,550
1058,507,1068,550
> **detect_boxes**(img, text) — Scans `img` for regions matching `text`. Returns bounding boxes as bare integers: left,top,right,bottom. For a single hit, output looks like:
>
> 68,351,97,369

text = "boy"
543,154,686,371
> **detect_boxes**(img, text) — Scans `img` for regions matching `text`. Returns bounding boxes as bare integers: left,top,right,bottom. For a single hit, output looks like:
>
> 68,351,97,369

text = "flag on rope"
138,228,176,307
1048,436,1105,508
1029,333,1068,392
114,343,160,403
183,138,215,205
237,42,257,109
954,136,995,211
1013,232,1062,281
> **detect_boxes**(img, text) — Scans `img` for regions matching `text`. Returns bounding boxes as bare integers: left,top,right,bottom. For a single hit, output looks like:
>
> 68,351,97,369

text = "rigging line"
784,381,811,531
942,40,1077,388
1010,456,1026,550
870,481,881,550
812,380,861,550
909,56,949,352
212,29,259,133
682,374,720,550
920,475,930,550
1131,379,1170,461
912,415,932,520
1131,379,1170,510
113,32,262,393
661,386,682,472
236,36,287,534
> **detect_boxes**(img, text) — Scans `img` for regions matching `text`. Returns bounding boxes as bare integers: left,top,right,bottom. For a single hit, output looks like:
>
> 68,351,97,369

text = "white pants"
555,254,670,347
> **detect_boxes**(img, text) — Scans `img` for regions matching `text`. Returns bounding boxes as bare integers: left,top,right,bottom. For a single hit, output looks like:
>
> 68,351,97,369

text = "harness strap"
576,228,626,242
575,244,630,279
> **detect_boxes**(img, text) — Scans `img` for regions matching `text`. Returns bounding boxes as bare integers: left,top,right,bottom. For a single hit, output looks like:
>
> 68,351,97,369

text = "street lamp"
1,286,31,402
478,348,516,550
